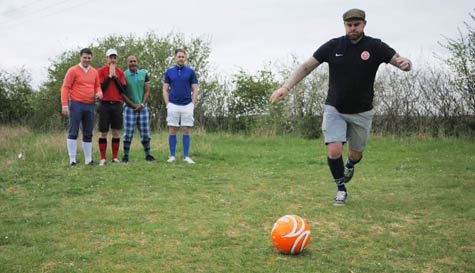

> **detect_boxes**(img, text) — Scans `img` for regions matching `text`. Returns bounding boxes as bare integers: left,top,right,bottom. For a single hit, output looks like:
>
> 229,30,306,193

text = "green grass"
1,127,474,273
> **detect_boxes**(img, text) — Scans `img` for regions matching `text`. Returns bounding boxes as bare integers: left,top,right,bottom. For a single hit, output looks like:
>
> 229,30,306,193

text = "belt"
101,101,121,105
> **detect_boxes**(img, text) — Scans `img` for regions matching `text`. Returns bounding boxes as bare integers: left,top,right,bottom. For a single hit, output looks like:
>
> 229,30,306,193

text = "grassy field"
0,127,474,273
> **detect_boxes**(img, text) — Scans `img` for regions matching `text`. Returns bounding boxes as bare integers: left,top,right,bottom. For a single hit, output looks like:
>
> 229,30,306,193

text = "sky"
0,0,474,87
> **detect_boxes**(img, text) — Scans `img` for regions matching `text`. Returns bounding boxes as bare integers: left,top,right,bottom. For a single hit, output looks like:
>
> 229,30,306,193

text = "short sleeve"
98,67,106,83
144,73,150,83
378,41,396,64
190,70,198,84
118,70,126,85
313,40,333,64
164,70,170,84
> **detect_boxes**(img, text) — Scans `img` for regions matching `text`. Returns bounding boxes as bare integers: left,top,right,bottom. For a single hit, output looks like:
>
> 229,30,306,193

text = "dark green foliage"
32,32,214,131
228,69,279,133
0,69,34,125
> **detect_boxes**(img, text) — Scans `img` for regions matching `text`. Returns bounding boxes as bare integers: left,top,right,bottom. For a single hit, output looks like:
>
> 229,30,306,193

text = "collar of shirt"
79,63,90,73
126,69,139,83
345,34,366,46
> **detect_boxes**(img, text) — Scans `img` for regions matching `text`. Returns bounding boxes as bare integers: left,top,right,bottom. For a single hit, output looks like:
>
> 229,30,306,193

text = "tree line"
1,12,474,138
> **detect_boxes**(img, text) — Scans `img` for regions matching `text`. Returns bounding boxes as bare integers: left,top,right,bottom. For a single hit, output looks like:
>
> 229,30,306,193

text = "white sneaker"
167,156,176,163
99,159,107,166
183,157,195,164
111,158,121,163
333,191,348,206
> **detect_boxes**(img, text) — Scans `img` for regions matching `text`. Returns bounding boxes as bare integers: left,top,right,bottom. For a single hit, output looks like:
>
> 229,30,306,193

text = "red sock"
112,138,120,159
99,138,107,160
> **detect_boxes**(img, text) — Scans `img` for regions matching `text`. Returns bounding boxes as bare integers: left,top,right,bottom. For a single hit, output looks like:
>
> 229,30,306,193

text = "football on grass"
271,215,311,254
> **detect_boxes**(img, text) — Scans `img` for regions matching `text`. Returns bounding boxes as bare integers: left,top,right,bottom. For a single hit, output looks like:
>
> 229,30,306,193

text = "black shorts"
98,101,123,132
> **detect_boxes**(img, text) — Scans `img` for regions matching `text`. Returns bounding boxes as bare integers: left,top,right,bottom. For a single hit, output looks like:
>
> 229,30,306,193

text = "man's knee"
327,142,343,159
169,127,179,135
182,127,191,135
83,135,93,142
111,129,121,138
348,148,363,162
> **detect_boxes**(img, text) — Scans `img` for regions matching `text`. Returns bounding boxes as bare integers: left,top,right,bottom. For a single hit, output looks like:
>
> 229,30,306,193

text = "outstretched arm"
270,57,320,103
390,53,412,72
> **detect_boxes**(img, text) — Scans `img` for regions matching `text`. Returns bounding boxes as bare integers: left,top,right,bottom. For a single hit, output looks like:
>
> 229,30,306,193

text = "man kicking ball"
270,8,412,205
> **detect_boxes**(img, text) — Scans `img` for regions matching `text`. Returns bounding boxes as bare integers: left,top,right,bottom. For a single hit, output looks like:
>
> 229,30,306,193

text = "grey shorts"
322,105,375,152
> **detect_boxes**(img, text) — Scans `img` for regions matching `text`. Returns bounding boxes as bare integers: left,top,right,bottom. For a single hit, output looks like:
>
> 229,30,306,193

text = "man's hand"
61,106,69,117
270,87,290,103
395,57,411,71
95,91,103,100
134,104,144,112
109,64,116,77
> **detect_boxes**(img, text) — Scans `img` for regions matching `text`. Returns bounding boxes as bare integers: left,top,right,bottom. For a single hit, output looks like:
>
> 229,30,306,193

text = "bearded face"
344,20,366,42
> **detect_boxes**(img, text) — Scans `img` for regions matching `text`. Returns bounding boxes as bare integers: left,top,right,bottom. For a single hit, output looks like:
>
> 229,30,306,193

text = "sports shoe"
86,160,97,166
333,191,348,206
183,157,195,164
99,159,107,166
145,155,156,161
112,158,121,163
70,162,77,167
344,165,354,183
122,156,129,163
167,156,176,163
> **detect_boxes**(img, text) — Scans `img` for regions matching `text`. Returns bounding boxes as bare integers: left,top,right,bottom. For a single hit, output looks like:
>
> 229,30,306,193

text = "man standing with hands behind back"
61,48,103,166
163,49,199,164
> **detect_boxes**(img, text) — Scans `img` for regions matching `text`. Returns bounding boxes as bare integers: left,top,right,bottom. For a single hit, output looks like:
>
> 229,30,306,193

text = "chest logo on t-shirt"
361,51,370,61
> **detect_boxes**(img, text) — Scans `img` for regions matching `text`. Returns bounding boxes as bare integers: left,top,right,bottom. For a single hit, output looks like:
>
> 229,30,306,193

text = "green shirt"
124,69,149,104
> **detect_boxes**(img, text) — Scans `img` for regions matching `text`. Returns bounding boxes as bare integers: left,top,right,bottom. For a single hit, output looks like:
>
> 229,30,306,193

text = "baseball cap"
343,8,365,21
106,48,118,57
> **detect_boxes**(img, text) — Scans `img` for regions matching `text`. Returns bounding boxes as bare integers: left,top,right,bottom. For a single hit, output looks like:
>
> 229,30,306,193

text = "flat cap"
343,8,365,21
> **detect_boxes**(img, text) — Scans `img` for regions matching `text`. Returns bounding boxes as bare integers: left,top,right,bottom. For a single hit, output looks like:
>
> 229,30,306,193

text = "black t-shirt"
313,35,396,114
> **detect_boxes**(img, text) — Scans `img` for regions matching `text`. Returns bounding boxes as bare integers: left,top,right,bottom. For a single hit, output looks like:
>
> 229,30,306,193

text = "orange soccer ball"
271,215,311,254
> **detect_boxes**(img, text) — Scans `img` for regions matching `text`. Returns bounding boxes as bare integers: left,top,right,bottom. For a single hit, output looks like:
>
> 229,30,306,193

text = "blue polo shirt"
164,65,198,105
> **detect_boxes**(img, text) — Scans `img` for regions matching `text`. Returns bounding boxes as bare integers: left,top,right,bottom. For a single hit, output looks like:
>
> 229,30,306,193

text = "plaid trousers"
122,105,151,142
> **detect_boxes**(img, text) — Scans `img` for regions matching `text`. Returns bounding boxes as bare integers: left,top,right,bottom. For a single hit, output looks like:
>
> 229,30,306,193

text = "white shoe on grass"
183,157,195,164
333,191,348,206
167,156,176,163
112,158,121,163
99,159,107,166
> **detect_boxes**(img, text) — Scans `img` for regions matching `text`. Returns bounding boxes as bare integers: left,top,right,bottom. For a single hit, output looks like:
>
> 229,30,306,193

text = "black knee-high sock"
328,156,346,192
141,140,151,156
123,140,131,157
346,155,362,168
